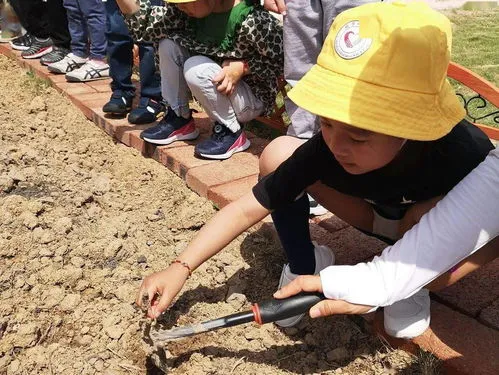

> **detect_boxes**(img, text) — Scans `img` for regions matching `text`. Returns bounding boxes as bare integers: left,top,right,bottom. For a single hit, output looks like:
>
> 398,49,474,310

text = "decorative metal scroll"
455,92,499,125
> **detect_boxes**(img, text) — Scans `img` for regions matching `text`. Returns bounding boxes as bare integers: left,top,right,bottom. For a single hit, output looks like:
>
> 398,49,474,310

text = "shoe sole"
47,66,68,74
65,75,109,83
10,43,30,51
103,108,132,115
22,46,53,59
142,129,200,146
196,138,251,160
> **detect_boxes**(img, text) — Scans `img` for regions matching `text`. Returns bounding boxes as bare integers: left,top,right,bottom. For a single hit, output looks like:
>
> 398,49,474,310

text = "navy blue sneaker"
102,91,133,115
140,109,199,145
128,97,165,125
194,123,250,160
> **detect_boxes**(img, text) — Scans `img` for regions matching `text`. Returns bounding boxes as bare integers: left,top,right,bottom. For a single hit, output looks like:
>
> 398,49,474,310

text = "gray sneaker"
275,242,335,327
65,60,109,82
48,53,87,74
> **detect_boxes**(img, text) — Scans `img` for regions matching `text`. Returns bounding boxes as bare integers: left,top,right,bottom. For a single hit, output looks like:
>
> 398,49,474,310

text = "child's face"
320,118,406,175
176,0,216,18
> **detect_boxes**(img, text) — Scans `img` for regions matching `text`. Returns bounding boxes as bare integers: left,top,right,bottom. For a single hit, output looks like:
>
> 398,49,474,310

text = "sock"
271,193,315,275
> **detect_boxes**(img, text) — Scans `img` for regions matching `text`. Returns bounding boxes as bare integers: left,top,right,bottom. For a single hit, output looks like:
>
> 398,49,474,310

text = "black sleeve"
432,119,494,193
252,134,327,210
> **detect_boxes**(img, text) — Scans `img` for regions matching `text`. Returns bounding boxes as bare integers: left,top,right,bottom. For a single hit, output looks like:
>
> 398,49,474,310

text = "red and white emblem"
334,20,372,60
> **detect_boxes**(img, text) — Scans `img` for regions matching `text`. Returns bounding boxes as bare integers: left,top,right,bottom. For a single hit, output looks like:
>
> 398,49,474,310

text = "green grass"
444,9,499,85
443,9,499,128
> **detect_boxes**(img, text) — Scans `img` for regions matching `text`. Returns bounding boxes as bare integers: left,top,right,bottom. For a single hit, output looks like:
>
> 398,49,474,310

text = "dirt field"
0,56,433,374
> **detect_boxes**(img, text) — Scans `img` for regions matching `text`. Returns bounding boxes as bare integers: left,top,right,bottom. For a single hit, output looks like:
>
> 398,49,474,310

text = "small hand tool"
150,292,325,345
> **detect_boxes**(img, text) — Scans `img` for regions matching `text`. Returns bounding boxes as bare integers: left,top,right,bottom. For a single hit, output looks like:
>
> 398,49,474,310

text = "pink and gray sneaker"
194,123,250,160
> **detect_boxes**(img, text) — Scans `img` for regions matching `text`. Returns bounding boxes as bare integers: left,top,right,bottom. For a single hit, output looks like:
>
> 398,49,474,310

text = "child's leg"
77,0,107,61
9,0,49,39
104,0,134,95
260,137,373,274
63,0,88,58
427,236,498,291
157,38,191,118
46,0,70,50
137,42,162,101
183,56,264,132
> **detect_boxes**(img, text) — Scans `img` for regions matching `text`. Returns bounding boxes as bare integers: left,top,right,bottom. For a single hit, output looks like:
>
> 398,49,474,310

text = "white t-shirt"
320,146,499,307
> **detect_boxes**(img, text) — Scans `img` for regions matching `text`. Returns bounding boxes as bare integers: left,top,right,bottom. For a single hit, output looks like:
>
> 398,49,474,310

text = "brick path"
1,44,497,374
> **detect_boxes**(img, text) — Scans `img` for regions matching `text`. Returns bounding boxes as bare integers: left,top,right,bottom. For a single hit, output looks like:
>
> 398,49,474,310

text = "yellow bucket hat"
288,1,465,141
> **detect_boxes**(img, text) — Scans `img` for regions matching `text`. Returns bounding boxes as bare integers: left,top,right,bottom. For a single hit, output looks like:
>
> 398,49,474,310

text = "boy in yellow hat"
115,0,283,159
136,2,494,339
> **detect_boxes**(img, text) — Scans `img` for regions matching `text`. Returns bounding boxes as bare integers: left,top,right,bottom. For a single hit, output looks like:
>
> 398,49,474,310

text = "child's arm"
238,11,284,82
116,0,184,43
137,191,270,319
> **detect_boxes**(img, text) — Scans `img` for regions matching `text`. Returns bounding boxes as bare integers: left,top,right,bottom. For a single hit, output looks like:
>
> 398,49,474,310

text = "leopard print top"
125,0,284,116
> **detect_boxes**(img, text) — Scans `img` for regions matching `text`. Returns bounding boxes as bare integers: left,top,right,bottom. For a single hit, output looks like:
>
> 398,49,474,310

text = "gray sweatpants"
284,0,377,138
158,38,264,132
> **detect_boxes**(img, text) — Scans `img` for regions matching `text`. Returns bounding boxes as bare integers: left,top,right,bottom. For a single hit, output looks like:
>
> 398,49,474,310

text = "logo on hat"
334,20,372,60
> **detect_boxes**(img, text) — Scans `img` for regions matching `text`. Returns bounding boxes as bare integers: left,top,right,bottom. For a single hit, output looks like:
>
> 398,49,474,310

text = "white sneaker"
308,194,328,216
48,53,88,74
275,242,335,327
65,60,109,82
384,289,431,339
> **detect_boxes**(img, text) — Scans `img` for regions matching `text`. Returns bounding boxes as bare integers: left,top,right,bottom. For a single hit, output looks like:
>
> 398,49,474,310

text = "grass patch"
443,9,498,128
444,9,499,85
23,70,51,95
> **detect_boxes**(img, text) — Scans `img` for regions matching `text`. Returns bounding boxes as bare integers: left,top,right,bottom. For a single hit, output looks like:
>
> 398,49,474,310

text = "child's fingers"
212,70,225,85
273,275,322,299
309,299,373,318
151,292,172,319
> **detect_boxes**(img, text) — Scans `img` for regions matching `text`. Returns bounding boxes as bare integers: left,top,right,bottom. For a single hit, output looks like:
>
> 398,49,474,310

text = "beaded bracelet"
171,259,192,277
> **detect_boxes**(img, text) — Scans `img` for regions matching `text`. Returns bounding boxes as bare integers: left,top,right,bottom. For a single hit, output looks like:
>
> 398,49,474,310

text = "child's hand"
274,275,373,317
399,195,443,236
212,60,247,96
136,265,190,319
263,0,287,15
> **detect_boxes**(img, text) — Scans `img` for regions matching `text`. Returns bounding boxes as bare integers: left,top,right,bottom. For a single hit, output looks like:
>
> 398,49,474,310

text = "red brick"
207,174,258,208
74,91,112,104
185,151,259,197
479,298,499,329
47,73,71,84
85,79,112,92
159,145,215,181
128,131,162,160
67,96,93,119
64,84,98,96
310,224,386,265
435,258,499,317
370,301,499,375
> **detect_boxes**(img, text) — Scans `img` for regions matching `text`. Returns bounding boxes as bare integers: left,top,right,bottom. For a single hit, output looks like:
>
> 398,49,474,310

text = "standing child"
48,0,110,82
116,0,284,160
102,0,164,125
9,0,71,64
134,2,493,340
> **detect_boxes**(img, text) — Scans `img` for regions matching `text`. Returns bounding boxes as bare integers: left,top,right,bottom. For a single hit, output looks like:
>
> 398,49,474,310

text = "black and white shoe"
103,90,134,115
65,60,109,82
10,33,32,51
21,37,53,59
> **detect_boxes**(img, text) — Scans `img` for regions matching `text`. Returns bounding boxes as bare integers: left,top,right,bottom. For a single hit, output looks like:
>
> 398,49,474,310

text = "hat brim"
288,64,465,141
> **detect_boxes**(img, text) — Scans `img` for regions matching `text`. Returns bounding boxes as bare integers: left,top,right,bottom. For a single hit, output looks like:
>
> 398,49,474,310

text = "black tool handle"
254,292,325,324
